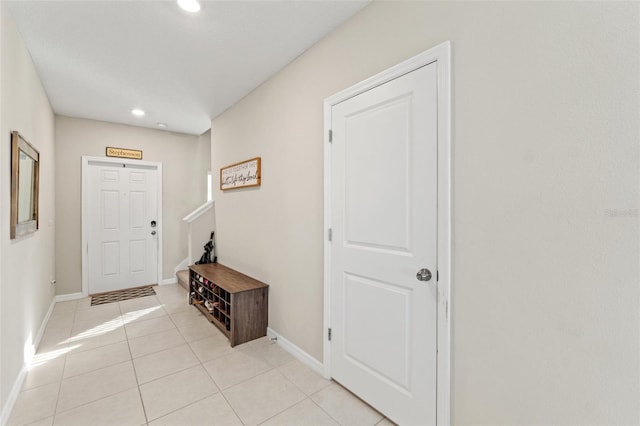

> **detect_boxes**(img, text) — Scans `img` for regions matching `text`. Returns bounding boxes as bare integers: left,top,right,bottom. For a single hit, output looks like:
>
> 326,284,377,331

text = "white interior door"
330,62,438,425
87,160,159,294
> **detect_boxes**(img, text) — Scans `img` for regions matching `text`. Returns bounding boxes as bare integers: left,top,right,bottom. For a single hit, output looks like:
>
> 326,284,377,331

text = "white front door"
86,160,159,294
329,62,439,425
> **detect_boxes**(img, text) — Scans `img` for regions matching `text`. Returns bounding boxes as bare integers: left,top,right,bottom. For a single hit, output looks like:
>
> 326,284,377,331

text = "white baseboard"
33,298,56,356
1,297,56,426
0,364,27,426
160,278,178,285
266,327,324,376
55,292,84,302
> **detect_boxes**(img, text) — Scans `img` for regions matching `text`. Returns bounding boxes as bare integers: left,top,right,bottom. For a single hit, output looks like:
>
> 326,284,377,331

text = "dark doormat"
91,285,156,306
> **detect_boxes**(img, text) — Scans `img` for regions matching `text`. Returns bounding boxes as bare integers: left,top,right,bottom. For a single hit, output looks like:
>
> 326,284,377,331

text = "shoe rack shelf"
189,263,268,347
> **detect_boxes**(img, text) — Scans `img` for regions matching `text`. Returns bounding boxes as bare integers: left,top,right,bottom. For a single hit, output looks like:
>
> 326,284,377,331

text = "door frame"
323,41,452,424
81,156,164,296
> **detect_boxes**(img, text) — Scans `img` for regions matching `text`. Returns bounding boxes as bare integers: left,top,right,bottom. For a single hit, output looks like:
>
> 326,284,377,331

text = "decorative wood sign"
106,147,142,160
220,157,261,190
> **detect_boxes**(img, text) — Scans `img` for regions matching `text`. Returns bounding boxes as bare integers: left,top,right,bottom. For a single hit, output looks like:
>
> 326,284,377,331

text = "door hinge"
328,228,332,241
328,129,333,143
437,270,439,281
328,328,332,341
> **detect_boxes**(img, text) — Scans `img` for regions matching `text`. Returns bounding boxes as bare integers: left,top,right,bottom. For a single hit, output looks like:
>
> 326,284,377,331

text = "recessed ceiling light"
157,123,168,128
131,108,145,117
177,0,200,13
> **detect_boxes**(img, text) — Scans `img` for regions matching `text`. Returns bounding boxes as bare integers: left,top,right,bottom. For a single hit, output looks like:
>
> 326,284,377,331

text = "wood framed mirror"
11,131,39,239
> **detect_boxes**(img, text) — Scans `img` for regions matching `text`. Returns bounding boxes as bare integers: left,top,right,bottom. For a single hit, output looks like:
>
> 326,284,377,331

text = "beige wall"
211,1,640,424
0,2,56,416
55,116,211,295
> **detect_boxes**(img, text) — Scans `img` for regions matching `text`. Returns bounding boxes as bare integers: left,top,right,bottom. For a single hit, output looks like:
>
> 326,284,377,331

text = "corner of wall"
0,296,55,426
0,2,56,418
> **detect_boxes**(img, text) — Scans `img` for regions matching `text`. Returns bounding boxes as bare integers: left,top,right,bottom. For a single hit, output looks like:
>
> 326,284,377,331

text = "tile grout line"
141,393,217,424
132,294,241,424
200,356,247,425
121,301,150,426
58,340,131,381
126,297,222,385
52,384,141,418
49,300,78,425
49,301,132,420
210,360,277,393
144,290,226,421
50,301,137,420
131,338,186,361
197,338,312,424
251,364,337,426
308,394,344,426
273,358,334,397
217,364,307,425
182,300,277,425
135,362,200,388
28,287,355,426
255,397,314,426
193,332,275,425
312,382,386,426
22,296,182,424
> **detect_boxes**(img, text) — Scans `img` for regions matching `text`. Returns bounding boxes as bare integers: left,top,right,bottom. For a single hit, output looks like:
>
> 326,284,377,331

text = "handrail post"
187,222,193,266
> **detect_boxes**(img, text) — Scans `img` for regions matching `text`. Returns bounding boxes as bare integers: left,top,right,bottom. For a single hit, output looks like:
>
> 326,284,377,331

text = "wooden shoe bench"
188,263,268,347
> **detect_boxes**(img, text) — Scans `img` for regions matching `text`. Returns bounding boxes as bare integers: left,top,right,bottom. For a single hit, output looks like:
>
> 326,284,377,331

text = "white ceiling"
8,0,369,135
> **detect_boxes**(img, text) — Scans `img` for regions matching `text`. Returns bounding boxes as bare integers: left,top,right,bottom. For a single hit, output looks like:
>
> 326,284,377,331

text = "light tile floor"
8,284,393,426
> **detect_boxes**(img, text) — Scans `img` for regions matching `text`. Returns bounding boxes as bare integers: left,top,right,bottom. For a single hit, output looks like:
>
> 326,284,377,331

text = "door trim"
81,156,164,296
323,41,452,425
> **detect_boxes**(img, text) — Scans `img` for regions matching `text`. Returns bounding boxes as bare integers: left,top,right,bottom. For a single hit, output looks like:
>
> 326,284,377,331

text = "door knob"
416,268,432,282
151,230,156,235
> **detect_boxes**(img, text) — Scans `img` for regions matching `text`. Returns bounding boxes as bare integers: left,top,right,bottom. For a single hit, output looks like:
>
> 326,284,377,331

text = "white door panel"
344,94,412,252
343,273,412,388
331,63,438,425
129,240,146,273
101,242,119,276
102,191,120,229
87,162,158,294
129,191,146,228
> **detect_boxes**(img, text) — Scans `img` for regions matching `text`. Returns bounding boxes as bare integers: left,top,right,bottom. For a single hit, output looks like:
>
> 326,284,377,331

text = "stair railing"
182,200,214,265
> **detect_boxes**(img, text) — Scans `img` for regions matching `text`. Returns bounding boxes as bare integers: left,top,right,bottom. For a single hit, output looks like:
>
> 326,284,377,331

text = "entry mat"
91,285,156,306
